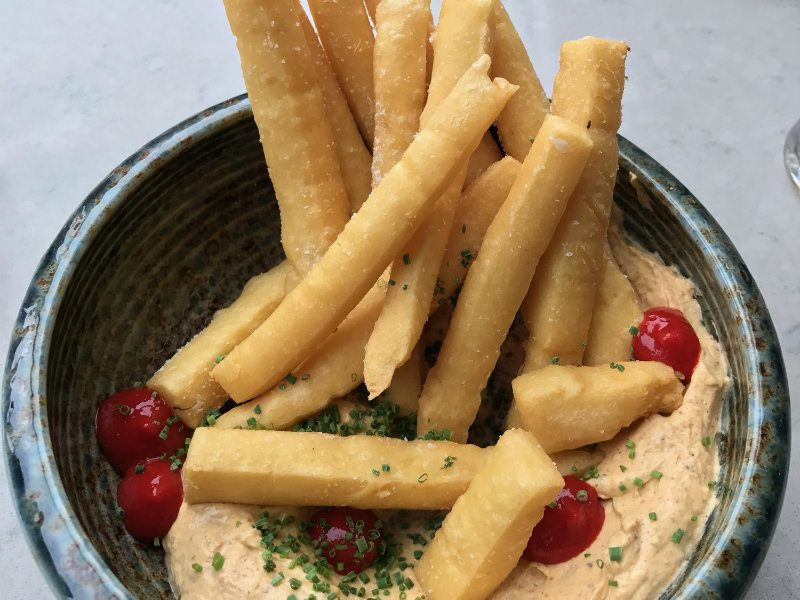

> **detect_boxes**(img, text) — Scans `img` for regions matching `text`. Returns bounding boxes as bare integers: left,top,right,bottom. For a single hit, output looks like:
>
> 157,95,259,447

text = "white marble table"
1,1,798,598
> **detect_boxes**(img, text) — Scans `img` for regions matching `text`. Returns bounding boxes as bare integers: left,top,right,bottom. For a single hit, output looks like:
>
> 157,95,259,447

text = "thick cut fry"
147,261,292,428
550,37,628,133
520,129,622,372
298,5,372,212
512,362,684,453
465,132,504,186
491,1,551,160
583,249,643,365
223,0,351,275
416,115,593,442
363,183,460,398
308,0,376,148
212,57,517,402
371,0,429,187
363,0,495,398
214,284,386,431
416,429,563,600
436,155,521,304
184,429,488,509
383,340,423,416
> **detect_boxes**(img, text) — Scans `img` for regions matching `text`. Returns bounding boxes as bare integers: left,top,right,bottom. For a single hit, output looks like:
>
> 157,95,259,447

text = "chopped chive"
286,373,298,385
576,490,589,502
596,559,605,569
388,279,396,286
610,361,625,371
247,417,257,427
402,254,410,265
441,455,457,469
402,284,408,290
619,464,627,472
212,551,225,570
382,463,390,472
157,425,170,439
672,528,685,543
650,470,663,480
114,404,131,415
153,537,160,547
618,484,627,492
609,547,622,562
301,373,310,380
529,137,535,143
550,356,560,365
418,473,428,483
629,325,639,335
633,477,644,487
708,480,717,489
571,465,578,472
649,512,657,521
609,580,619,587
691,515,698,522
214,354,226,363
413,550,423,560
372,469,380,477
134,464,145,474
192,563,202,572
151,391,158,399
548,501,557,509
701,436,712,447
625,441,636,459
461,224,466,234
254,405,262,414
289,577,303,590
278,383,287,390
271,572,284,586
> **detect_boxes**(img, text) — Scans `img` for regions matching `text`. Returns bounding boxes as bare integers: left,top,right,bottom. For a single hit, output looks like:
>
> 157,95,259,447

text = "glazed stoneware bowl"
2,95,790,599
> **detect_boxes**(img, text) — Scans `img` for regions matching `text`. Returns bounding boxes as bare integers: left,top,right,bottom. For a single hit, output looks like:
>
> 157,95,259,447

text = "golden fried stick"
212,57,517,402
371,0,429,187
298,4,372,211
490,1,551,160
416,115,593,442
223,0,351,275
307,0,376,148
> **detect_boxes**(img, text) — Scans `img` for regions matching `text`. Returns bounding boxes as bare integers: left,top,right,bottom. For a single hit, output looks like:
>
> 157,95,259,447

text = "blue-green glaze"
2,95,789,599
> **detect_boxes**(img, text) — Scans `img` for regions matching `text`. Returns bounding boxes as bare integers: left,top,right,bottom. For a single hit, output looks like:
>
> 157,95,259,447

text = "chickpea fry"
308,0,376,148
416,114,593,442
222,0,351,275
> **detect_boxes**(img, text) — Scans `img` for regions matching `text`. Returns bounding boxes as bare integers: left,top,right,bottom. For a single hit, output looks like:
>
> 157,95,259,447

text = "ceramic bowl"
2,95,790,599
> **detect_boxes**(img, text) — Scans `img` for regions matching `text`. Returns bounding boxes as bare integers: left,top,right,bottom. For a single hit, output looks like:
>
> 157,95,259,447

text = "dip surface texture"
165,236,727,600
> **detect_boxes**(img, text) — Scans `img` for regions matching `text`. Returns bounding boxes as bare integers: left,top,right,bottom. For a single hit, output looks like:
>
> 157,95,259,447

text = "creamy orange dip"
165,236,727,600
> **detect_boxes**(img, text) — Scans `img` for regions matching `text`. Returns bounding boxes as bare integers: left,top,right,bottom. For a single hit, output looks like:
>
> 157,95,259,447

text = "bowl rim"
2,94,790,599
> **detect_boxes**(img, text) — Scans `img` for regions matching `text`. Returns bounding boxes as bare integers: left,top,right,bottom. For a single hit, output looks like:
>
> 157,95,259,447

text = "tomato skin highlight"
117,457,183,542
95,388,189,474
632,307,701,383
522,476,605,565
307,507,383,574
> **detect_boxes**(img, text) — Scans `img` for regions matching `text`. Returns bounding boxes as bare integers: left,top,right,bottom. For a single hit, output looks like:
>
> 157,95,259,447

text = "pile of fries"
150,1,687,597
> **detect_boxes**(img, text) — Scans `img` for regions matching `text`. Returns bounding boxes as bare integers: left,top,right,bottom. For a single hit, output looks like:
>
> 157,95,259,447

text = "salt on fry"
297,3,372,211
491,1,551,160
147,261,293,428
371,0,429,187
211,56,517,402
214,283,386,431
307,0,376,148
519,38,628,373
222,0,351,275
416,114,594,442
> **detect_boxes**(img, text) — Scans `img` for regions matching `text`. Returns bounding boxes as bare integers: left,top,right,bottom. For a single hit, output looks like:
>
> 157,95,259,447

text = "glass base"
784,118,800,190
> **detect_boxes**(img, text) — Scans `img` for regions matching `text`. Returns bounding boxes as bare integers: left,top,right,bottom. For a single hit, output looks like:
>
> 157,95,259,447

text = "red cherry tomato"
95,388,189,474
307,507,383,574
117,457,183,542
523,476,604,565
632,307,701,383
